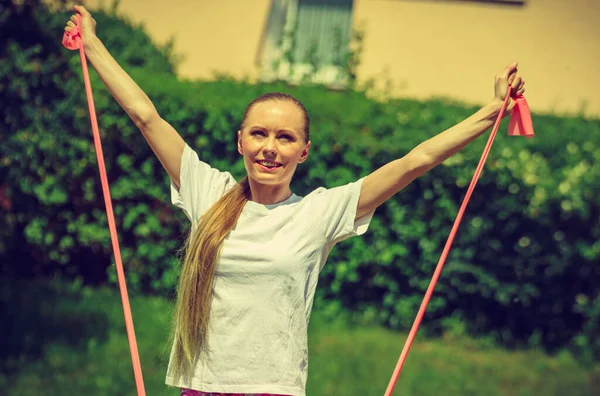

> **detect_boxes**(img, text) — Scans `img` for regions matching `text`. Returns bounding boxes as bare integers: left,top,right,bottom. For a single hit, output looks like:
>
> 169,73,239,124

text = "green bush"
0,0,178,282
1,0,599,361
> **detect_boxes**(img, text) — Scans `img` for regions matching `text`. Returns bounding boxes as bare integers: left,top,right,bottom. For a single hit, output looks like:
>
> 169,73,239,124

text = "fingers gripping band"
62,15,147,396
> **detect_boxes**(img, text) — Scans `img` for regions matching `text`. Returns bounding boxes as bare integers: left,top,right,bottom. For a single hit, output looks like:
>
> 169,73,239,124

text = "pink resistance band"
383,89,534,395
62,16,147,396
63,13,535,396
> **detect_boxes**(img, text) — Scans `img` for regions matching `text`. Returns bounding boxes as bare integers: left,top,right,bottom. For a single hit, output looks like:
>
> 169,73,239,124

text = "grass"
1,279,598,396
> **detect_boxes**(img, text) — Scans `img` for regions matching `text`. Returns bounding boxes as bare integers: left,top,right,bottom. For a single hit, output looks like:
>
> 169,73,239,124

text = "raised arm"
67,5,186,188
356,62,526,219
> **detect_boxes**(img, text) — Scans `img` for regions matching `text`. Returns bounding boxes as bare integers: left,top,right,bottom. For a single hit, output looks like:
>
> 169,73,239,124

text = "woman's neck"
247,178,293,205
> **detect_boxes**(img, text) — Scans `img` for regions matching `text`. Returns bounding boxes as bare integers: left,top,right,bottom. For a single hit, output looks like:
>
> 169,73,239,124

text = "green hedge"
1,1,599,361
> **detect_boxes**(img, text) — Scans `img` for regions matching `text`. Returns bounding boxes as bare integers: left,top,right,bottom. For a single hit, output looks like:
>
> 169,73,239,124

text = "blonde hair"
169,93,309,381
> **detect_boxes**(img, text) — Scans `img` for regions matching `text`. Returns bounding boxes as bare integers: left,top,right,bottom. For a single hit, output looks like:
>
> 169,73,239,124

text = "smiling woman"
65,3,526,396
166,91,374,396
237,94,311,204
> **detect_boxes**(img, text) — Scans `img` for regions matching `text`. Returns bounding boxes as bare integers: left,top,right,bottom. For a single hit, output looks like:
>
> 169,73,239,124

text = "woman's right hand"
64,5,97,45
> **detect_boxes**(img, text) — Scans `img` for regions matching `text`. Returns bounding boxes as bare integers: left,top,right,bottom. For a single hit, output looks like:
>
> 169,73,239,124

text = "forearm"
83,36,157,126
357,62,524,219
412,100,504,172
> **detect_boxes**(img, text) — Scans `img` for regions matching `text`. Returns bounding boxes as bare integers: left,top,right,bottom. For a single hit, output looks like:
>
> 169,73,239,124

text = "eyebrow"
248,126,298,135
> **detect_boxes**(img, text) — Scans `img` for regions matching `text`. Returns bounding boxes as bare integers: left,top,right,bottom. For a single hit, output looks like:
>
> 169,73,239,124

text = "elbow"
406,150,434,178
133,107,160,130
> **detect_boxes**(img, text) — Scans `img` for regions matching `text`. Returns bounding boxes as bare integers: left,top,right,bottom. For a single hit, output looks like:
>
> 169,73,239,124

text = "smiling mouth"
256,160,282,169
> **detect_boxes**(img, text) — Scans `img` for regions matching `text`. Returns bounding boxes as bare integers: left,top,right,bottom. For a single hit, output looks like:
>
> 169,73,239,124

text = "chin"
251,175,284,185
247,171,288,185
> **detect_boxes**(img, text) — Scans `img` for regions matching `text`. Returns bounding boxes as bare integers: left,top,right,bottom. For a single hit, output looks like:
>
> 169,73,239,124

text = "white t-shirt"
165,144,374,396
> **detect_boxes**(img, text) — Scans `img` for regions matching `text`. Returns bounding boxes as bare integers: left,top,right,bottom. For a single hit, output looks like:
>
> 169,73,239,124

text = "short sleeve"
170,143,237,223
310,177,374,245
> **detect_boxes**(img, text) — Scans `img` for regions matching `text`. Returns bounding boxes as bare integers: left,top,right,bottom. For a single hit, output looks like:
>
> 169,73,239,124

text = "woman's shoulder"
300,178,364,201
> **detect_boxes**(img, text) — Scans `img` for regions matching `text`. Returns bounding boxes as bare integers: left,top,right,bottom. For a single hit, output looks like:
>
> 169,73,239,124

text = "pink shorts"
181,390,289,396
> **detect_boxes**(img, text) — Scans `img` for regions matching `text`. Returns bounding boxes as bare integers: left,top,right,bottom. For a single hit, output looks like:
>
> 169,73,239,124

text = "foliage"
0,0,178,283
1,280,598,395
1,0,599,362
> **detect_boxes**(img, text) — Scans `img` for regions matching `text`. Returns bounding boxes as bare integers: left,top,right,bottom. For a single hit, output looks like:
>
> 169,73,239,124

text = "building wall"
84,0,600,118
85,0,273,80
353,0,600,118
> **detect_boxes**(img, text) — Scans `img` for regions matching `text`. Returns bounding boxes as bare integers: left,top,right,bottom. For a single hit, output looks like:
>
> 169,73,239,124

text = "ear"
237,130,243,155
298,141,311,164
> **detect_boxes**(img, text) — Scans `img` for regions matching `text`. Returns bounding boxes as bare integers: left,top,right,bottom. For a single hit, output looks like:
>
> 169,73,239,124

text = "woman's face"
237,100,310,189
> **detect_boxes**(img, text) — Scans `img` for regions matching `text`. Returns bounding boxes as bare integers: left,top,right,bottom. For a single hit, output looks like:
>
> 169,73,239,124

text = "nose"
262,136,277,157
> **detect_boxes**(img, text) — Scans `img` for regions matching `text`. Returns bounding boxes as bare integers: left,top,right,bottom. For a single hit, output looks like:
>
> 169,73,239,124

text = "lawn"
1,279,598,395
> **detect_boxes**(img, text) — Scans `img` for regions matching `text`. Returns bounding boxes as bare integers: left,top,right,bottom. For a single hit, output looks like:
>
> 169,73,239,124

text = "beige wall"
85,0,272,80
85,0,600,118
353,0,600,118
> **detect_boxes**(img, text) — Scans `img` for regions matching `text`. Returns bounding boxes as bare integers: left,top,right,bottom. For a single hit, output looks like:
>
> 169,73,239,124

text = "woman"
65,5,525,396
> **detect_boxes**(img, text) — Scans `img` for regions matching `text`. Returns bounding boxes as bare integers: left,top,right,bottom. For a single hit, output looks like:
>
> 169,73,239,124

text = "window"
257,0,355,87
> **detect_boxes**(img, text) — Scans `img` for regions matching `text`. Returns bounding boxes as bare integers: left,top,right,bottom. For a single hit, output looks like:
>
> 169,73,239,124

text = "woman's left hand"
493,61,526,105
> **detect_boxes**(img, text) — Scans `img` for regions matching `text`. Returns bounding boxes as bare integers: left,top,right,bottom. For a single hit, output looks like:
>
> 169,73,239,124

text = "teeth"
259,161,279,167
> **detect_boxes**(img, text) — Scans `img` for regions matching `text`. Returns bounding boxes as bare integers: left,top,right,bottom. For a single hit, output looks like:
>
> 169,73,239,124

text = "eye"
278,134,293,141
250,130,266,137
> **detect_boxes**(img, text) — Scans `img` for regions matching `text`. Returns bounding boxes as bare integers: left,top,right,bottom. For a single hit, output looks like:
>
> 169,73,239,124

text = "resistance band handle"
62,14,147,396
508,95,535,138
384,86,534,395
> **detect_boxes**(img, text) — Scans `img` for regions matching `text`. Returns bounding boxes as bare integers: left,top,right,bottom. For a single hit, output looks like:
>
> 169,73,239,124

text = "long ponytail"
169,177,250,381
